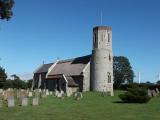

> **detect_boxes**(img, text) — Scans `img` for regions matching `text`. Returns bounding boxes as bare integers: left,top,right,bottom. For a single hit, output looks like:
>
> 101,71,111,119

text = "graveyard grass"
0,91,160,120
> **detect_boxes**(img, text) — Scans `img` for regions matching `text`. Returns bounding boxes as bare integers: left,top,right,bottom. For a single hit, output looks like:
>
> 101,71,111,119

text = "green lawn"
0,91,160,120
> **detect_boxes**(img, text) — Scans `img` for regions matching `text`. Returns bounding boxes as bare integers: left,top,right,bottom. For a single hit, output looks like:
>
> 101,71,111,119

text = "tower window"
109,54,111,61
108,72,111,83
108,33,110,42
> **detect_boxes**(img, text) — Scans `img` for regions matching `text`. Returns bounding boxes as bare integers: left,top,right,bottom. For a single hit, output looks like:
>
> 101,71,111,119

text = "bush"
119,87,151,103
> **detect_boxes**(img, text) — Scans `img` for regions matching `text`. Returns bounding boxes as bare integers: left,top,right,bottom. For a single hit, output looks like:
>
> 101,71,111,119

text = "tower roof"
93,26,112,31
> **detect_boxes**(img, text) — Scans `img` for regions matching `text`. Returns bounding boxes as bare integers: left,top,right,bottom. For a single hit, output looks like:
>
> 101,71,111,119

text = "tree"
11,74,20,80
0,0,14,20
113,56,134,89
0,66,7,87
156,80,160,84
27,79,33,88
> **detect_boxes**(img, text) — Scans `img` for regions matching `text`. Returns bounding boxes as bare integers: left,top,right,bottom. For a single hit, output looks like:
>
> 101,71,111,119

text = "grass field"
0,91,160,120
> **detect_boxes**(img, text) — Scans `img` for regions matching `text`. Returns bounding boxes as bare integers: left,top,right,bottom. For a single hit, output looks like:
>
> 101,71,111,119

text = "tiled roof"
47,55,91,77
34,63,53,74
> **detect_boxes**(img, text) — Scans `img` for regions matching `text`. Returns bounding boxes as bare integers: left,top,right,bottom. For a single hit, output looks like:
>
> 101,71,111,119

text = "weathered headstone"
152,90,157,97
7,97,15,107
0,89,3,93
55,90,59,97
20,91,28,100
41,92,47,98
156,88,160,94
32,97,39,106
66,88,72,97
49,91,53,95
28,91,33,97
74,92,83,100
34,89,40,98
16,90,21,99
57,92,62,98
46,89,49,96
148,89,152,97
22,98,28,106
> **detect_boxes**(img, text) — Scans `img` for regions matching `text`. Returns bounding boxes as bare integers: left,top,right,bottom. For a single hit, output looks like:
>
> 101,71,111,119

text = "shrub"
119,87,151,103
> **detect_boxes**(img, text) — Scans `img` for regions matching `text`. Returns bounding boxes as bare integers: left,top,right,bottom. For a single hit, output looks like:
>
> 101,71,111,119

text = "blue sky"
0,0,160,82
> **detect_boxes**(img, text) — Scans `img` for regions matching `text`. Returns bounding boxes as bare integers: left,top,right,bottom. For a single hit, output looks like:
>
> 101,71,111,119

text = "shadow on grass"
112,101,148,104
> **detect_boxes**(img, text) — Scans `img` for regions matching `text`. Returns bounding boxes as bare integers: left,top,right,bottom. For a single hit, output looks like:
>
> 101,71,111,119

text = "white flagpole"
138,72,141,84
101,10,103,25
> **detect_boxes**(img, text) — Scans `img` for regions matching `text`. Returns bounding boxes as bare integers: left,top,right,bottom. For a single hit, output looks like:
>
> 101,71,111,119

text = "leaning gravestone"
152,90,157,97
155,88,160,94
32,97,39,106
147,89,152,97
22,98,28,106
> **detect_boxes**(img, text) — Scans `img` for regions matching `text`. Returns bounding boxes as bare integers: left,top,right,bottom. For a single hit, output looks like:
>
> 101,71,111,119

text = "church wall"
82,62,90,91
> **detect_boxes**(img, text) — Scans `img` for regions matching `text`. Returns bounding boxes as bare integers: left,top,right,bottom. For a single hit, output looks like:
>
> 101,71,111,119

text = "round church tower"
90,26,113,96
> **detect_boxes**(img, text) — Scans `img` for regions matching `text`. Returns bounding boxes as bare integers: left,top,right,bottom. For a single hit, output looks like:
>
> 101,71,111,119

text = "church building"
32,26,114,96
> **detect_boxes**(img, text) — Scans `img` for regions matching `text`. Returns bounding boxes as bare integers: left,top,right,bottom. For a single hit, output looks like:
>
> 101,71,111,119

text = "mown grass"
0,91,160,120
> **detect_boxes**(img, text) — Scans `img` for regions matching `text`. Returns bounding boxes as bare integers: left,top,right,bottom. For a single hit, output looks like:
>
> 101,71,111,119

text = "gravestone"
155,88,160,94
41,92,47,98
34,89,40,98
49,91,53,95
152,90,157,97
20,91,28,100
147,89,152,97
55,90,59,97
0,93,3,108
32,97,39,106
7,97,15,107
22,98,28,106
66,88,72,97
0,89,3,93
46,89,49,96
38,89,42,93
17,90,21,99
28,91,33,97
57,92,62,98
74,92,83,100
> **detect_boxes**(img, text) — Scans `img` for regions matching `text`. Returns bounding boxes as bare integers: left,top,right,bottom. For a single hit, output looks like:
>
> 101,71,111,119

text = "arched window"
108,33,110,42
107,72,111,83
109,54,111,61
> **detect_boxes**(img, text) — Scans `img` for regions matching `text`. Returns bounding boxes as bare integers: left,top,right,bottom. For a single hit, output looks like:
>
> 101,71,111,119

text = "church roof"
47,55,91,77
34,63,53,74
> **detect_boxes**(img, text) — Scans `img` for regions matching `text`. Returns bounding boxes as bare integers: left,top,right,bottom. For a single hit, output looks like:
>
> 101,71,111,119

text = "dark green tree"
0,0,14,20
27,79,33,88
113,56,134,89
0,66,7,87
156,80,160,84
